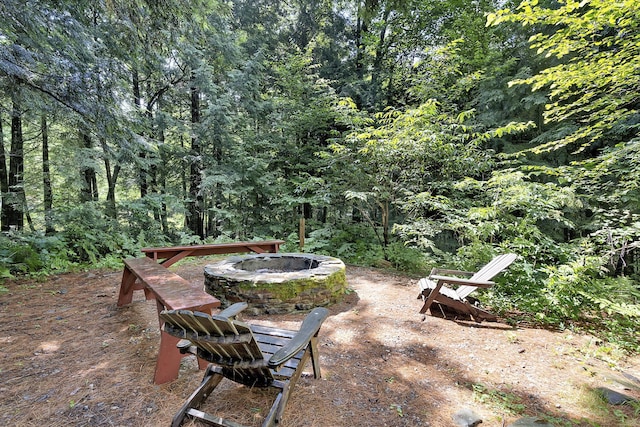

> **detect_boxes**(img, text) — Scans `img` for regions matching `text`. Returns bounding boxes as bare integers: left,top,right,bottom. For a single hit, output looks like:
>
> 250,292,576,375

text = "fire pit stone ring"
204,253,347,314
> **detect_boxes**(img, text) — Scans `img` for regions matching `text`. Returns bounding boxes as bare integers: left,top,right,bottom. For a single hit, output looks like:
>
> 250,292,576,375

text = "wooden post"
299,217,305,251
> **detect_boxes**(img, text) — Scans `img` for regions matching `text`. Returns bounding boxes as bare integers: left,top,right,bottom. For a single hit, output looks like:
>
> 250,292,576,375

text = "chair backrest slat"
456,253,517,299
160,309,271,383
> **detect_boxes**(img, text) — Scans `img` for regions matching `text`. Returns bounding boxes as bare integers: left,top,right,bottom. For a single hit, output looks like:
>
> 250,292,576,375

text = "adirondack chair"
159,302,330,427
418,253,517,322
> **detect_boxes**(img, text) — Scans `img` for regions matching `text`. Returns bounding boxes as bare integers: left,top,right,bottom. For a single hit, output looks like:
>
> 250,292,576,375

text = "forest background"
0,0,639,351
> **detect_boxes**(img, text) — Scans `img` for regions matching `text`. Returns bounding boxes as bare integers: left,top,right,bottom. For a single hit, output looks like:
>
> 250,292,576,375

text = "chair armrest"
429,275,495,288
177,339,195,355
218,302,248,319
268,307,330,368
430,268,474,277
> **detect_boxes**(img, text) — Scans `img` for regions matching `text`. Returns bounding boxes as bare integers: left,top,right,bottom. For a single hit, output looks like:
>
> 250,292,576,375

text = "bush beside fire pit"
204,253,347,314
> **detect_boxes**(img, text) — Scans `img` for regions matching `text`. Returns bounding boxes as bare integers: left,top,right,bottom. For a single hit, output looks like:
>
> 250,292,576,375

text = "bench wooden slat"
121,257,219,310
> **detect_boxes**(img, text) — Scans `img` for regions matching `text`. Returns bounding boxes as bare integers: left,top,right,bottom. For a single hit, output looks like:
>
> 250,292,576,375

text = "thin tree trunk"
80,132,98,202
156,95,169,233
42,115,54,234
187,78,204,238
133,69,149,198
0,112,9,231
102,136,120,218
157,126,169,233
7,96,25,230
149,86,159,223
355,11,365,80
371,8,390,108
21,185,35,232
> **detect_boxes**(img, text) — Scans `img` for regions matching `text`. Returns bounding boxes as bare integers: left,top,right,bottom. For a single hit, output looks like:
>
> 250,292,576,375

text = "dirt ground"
1,258,639,427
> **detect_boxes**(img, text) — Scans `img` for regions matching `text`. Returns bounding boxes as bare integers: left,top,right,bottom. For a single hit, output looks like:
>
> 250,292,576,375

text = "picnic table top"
140,240,285,267
123,257,220,310
141,240,285,253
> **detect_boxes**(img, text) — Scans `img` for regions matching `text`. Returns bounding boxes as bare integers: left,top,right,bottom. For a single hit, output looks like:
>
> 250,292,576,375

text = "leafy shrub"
295,222,385,266
0,236,42,275
56,202,140,264
384,241,429,274
486,252,640,352
0,233,70,276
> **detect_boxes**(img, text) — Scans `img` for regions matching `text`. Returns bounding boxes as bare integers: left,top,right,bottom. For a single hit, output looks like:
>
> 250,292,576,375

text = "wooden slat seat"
117,257,220,384
160,302,329,427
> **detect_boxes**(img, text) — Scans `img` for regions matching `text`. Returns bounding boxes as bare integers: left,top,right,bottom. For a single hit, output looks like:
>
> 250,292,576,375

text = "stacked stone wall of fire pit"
204,253,347,314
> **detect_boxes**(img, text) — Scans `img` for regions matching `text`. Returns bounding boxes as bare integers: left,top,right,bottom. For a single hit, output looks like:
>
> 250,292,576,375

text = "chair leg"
117,267,141,306
263,381,295,427
172,365,224,427
262,392,283,427
429,302,447,319
308,336,322,379
419,281,444,314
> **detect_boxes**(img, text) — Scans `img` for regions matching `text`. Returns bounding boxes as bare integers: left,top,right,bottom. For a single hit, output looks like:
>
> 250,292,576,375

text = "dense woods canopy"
0,1,639,348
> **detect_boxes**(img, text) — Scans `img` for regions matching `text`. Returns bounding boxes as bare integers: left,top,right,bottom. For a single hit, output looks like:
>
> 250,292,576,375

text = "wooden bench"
117,257,220,384
141,239,285,267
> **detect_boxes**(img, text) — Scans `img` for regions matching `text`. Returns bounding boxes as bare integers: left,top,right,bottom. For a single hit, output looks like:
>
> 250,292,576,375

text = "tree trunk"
0,113,10,231
355,12,365,80
80,132,99,202
371,8,390,108
7,97,25,230
101,136,120,218
157,126,169,233
187,78,204,238
42,115,55,234
380,200,389,248
133,69,149,198
156,93,169,233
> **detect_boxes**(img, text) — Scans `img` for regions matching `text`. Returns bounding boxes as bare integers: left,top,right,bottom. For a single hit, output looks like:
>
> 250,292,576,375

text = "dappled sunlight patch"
36,340,60,354
76,361,111,378
324,326,359,345
0,335,14,344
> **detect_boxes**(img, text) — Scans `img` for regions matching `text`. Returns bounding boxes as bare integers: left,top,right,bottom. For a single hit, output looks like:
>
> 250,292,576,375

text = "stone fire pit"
204,253,347,314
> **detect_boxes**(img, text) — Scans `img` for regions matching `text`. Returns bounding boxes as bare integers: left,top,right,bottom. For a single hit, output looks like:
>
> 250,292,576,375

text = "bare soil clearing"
1,259,639,426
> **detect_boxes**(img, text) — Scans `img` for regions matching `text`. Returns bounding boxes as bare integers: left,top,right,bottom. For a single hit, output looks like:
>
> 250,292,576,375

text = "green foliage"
300,223,384,267
0,236,42,276
118,196,178,246
57,203,138,264
489,251,640,352
0,232,72,276
488,0,640,152
471,383,526,415
396,170,582,259
383,242,429,275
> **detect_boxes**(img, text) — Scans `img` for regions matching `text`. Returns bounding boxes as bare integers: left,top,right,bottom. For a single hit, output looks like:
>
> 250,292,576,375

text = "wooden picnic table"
141,240,285,267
